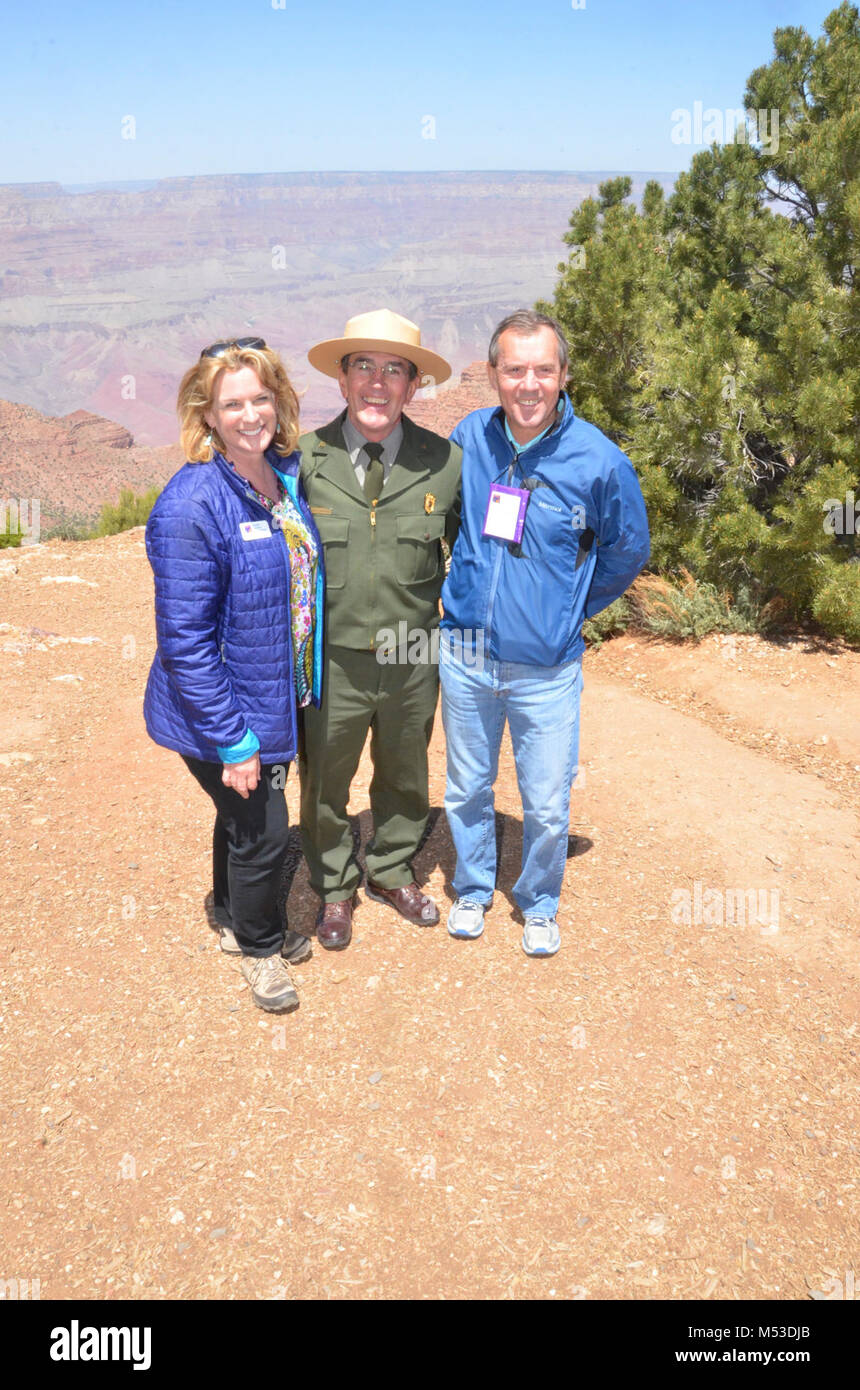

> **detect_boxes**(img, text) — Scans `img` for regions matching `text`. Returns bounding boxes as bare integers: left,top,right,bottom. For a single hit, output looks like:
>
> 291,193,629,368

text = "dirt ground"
1,530,858,1302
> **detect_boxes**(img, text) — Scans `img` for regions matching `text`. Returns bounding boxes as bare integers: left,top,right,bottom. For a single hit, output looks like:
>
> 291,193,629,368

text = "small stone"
368,1071,383,1084
210,1227,228,1239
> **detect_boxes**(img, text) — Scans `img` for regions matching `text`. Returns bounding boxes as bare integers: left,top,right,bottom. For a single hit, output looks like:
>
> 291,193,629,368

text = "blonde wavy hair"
177,343,301,461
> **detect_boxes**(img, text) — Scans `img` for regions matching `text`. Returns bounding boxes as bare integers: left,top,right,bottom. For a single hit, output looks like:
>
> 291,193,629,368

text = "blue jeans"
439,634,583,918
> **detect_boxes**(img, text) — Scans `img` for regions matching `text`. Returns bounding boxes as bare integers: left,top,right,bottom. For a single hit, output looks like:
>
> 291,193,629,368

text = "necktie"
363,442,384,504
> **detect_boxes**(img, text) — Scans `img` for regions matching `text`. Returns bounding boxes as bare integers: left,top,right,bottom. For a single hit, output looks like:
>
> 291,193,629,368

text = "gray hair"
488,310,569,372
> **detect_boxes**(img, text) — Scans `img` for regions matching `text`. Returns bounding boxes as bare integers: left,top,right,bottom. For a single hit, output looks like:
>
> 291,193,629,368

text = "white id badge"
239,520,272,541
482,484,530,543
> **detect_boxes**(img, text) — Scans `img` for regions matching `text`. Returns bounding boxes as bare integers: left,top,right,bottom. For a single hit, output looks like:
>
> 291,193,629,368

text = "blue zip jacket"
441,398,649,666
143,449,324,764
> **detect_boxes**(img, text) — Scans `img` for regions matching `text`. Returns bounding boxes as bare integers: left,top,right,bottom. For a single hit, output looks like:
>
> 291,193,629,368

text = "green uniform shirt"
299,411,462,651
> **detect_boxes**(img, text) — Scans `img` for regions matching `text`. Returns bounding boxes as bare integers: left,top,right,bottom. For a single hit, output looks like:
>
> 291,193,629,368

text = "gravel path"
1,531,857,1301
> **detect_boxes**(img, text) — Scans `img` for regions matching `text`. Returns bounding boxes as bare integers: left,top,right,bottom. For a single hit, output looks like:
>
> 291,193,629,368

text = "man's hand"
222,753,261,799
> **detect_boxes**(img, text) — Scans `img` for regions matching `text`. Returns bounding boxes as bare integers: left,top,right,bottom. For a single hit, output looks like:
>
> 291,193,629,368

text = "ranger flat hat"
307,308,452,385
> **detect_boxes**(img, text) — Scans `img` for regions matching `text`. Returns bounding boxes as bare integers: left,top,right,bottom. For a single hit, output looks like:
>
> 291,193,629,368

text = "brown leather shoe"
315,897,355,950
365,880,440,926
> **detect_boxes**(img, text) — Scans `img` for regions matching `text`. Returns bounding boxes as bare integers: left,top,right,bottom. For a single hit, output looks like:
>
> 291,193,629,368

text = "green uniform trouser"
299,644,439,902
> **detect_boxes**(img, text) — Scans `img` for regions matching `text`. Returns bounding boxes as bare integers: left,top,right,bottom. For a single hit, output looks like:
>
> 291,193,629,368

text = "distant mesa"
63,410,134,453
0,170,675,446
0,398,181,532
0,181,64,198
0,360,496,534
408,362,497,436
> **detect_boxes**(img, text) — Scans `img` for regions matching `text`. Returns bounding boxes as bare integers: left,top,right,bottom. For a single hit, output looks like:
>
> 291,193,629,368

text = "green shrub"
630,570,763,640
42,516,93,541
811,561,860,645
93,486,161,537
583,597,631,646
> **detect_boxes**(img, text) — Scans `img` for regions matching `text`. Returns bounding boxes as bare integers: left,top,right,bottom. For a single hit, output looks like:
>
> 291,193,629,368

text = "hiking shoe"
221,927,311,963
447,898,486,939
240,954,299,1013
281,930,312,963
522,915,561,957
219,926,241,955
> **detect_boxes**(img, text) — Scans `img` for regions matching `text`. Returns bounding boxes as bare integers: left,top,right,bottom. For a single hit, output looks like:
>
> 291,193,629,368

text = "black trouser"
182,756,290,957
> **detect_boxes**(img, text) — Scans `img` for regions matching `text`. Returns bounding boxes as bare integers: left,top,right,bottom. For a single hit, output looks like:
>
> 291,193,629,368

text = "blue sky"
0,0,837,184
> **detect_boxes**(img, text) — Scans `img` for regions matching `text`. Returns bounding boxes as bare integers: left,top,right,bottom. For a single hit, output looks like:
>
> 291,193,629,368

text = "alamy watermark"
823,491,858,535
812,1269,857,1300
1,498,40,545
671,103,779,155
375,623,486,668
0,1276,41,1300
670,881,779,934
50,1322,151,1370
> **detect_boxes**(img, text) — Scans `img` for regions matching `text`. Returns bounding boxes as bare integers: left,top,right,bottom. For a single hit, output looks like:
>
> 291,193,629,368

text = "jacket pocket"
315,515,350,590
395,514,446,585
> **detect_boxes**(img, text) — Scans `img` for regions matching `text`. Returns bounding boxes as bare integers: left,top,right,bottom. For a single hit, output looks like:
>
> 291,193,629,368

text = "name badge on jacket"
482,484,529,543
240,520,272,541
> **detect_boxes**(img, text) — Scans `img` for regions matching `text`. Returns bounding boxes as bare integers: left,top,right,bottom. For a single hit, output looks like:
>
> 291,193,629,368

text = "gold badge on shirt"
424,493,436,514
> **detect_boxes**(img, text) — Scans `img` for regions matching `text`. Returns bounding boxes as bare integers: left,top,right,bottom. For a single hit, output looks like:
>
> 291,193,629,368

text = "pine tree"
546,4,860,642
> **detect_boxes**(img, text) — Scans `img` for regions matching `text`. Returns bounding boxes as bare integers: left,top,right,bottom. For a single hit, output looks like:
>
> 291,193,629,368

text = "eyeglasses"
345,356,411,382
200,337,267,359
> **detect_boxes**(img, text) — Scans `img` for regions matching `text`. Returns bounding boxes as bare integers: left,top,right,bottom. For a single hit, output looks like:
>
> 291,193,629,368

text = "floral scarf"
235,467,319,707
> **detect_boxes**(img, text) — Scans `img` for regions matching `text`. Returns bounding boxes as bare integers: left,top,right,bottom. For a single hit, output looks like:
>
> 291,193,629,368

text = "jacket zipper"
239,475,295,698
483,437,520,660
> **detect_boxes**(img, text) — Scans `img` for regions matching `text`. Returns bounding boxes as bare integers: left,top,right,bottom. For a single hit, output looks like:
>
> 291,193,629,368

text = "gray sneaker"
240,954,299,1012
221,927,311,963
447,898,486,939
522,915,561,957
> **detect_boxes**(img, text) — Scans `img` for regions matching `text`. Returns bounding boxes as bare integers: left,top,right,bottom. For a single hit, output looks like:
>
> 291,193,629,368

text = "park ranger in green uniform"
299,310,462,949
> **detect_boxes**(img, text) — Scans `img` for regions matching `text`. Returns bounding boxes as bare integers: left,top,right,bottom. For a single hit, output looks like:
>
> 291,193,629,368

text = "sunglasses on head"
200,337,267,359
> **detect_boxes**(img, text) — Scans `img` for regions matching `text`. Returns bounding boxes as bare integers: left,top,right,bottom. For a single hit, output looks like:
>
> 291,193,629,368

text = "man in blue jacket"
440,309,650,957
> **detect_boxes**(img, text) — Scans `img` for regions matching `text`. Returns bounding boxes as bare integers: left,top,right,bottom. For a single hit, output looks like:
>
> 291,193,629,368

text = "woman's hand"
221,753,261,799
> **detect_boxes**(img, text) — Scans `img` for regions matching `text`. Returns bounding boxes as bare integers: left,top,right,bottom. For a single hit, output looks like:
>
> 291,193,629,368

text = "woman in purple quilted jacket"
144,339,324,1015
